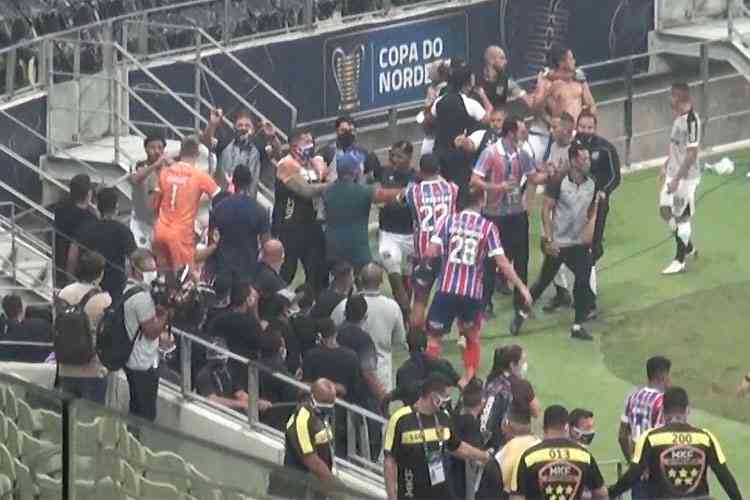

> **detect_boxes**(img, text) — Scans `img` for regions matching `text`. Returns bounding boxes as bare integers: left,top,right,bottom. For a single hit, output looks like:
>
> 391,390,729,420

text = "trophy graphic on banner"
332,45,365,112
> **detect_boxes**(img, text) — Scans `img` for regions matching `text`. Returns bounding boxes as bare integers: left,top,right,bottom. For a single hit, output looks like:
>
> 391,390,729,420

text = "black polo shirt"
384,405,462,500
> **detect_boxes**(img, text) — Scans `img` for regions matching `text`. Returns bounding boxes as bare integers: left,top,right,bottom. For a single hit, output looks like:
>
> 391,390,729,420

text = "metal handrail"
125,20,297,138
0,107,102,183
0,0,225,61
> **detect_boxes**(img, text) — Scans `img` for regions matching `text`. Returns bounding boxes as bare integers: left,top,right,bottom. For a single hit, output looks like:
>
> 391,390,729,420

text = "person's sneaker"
543,289,572,312
662,260,686,275
570,325,593,341
509,312,527,336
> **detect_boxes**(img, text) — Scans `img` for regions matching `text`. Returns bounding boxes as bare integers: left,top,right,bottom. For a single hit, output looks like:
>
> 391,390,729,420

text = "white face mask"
142,271,158,284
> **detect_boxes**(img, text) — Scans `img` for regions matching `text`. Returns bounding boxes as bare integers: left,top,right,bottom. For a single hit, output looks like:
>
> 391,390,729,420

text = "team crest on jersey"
660,446,706,495
538,462,581,500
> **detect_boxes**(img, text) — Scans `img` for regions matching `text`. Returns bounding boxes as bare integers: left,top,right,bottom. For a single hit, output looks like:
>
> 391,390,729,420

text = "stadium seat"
0,416,7,445
144,449,190,491
34,473,61,500
37,410,62,445
3,388,17,422
188,464,223,500
0,444,15,485
5,420,20,458
121,459,140,499
97,417,124,450
123,431,147,474
0,472,10,499
12,458,37,500
75,419,100,457
15,400,42,435
139,476,181,500
19,433,61,476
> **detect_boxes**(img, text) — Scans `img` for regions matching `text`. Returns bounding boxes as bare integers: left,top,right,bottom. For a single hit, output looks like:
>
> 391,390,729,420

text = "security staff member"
609,387,742,500
510,405,608,500
575,111,620,286
269,378,337,499
384,374,491,500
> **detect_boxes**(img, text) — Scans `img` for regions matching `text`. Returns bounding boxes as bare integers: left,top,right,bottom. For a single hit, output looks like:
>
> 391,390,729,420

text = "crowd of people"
0,40,746,500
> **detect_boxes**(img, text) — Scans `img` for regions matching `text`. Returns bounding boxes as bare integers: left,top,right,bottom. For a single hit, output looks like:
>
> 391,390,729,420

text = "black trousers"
275,221,328,294
124,366,159,422
435,147,472,208
530,245,594,324
591,197,610,263
482,212,529,313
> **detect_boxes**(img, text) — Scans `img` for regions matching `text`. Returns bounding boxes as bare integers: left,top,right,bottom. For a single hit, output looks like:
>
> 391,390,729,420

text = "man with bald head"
254,239,288,318
269,377,337,499
331,262,406,392
478,46,547,111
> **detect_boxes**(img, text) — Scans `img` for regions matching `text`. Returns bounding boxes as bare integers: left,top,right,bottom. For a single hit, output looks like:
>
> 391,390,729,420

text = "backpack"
479,374,514,447
96,286,146,371
53,288,101,365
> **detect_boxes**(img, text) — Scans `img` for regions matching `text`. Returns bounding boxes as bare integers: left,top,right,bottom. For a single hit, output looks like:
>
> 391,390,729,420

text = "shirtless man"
527,45,597,165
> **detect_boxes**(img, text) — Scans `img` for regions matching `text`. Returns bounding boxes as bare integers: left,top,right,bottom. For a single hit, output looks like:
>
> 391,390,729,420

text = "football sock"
589,266,598,296
462,324,481,376
675,232,687,262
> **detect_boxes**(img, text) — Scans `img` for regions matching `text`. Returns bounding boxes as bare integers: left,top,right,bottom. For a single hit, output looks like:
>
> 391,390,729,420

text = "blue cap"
336,151,363,178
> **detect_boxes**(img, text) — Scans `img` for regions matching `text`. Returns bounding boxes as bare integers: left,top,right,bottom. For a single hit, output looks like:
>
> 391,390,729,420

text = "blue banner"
323,13,468,116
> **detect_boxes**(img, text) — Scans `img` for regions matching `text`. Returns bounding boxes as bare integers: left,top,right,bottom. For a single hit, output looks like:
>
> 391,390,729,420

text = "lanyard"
414,407,444,456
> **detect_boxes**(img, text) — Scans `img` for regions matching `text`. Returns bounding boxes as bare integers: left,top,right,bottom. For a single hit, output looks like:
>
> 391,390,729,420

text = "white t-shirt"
123,282,159,371
431,94,486,122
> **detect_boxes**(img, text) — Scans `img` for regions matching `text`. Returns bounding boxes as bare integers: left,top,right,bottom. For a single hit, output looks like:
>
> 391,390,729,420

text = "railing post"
10,204,16,283
223,0,231,44
304,0,314,31
728,0,734,39
388,107,398,143
5,48,16,99
623,58,634,168
194,31,203,132
138,14,149,56
346,409,356,459
74,30,82,144
179,333,192,399
700,43,710,142
246,363,260,424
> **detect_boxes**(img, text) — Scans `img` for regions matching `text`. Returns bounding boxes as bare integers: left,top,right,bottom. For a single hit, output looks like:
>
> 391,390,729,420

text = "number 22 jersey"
431,209,504,300
404,178,458,260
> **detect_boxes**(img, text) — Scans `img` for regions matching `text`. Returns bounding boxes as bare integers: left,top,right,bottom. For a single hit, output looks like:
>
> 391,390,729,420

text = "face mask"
235,129,250,142
431,393,451,410
337,131,355,149
301,144,315,161
312,395,335,420
142,271,158,285
572,427,596,446
519,361,529,378
576,133,593,145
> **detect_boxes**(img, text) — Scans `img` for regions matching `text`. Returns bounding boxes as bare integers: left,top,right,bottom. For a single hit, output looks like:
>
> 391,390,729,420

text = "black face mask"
572,428,596,445
235,130,251,142
576,133,594,146
337,131,355,150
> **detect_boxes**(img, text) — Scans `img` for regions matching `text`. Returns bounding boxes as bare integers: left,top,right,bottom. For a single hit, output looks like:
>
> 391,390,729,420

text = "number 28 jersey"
404,178,458,259
431,210,504,300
